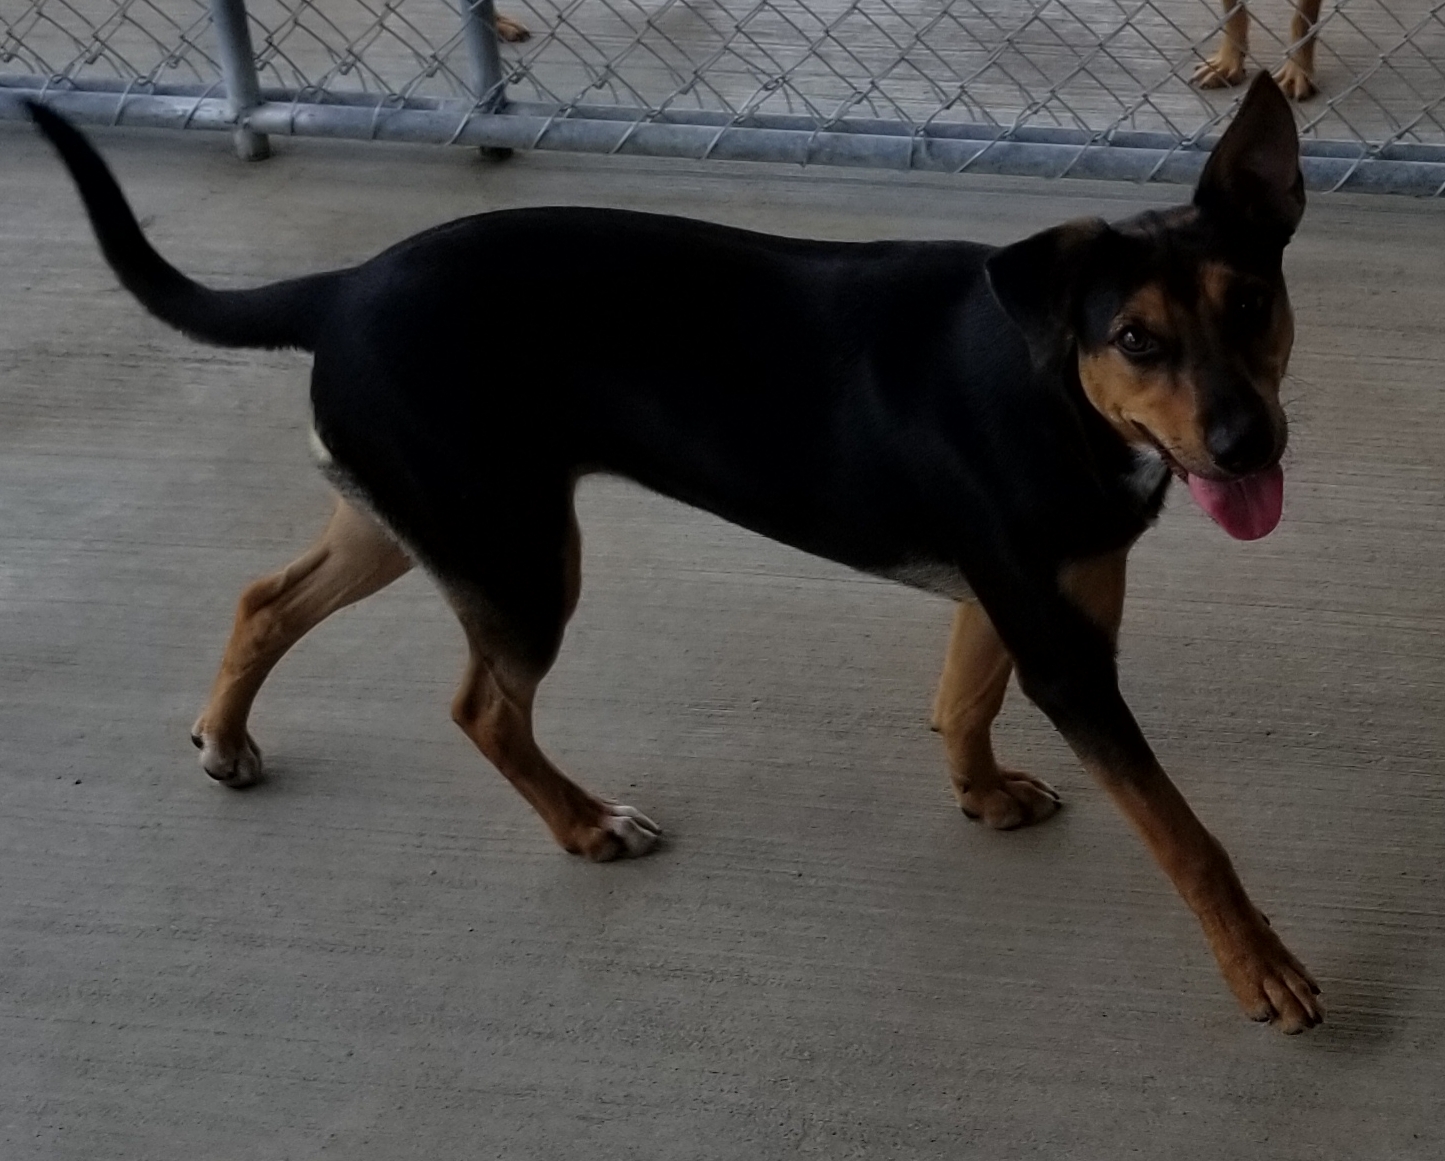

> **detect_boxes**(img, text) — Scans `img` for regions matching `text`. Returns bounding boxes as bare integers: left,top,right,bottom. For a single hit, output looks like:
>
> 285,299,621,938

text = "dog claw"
1192,55,1246,89
1215,912,1324,1033
1272,59,1317,101
567,801,664,861
612,803,663,837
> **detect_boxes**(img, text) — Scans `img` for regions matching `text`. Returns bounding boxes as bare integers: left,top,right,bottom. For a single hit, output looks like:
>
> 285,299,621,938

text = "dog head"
986,72,1304,540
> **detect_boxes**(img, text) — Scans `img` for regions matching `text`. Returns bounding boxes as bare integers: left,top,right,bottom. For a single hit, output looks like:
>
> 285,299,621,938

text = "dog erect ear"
1194,72,1304,241
985,217,1109,365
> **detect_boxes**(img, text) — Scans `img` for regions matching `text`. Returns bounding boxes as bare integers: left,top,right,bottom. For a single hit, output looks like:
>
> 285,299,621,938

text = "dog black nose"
1205,397,1276,476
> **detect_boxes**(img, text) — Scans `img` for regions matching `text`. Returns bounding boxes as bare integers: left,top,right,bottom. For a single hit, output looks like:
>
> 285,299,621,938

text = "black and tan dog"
27,73,1320,1032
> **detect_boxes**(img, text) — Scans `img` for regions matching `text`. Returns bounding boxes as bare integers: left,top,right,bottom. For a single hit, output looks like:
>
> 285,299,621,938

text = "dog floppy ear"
1194,71,1304,241
985,217,1109,366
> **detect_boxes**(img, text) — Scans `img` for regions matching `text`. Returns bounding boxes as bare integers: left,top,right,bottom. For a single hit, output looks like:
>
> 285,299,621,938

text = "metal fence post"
209,0,270,160
461,0,511,159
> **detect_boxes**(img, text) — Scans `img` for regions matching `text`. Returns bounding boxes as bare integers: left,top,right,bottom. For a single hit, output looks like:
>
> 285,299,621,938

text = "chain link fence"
3,0,1444,193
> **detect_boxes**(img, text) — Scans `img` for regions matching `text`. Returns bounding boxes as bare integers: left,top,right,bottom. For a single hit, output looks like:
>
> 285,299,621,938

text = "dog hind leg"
191,494,412,787
439,494,662,861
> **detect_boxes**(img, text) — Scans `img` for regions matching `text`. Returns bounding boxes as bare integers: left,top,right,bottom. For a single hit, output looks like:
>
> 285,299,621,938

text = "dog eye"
1115,326,1158,358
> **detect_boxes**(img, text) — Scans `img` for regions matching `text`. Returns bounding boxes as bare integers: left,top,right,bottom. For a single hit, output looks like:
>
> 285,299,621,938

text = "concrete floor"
1,123,1443,1160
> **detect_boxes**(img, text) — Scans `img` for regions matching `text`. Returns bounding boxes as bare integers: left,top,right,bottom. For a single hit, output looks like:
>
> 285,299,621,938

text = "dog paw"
1214,912,1323,1034
565,802,663,861
495,12,531,42
955,772,1061,830
1192,53,1246,89
191,724,264,789
1272,58,1317,101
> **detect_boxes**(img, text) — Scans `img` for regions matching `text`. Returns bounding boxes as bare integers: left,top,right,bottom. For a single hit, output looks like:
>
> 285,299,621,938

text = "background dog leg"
1273,0,1324,99
191,495,411,787
1193,0,1250,88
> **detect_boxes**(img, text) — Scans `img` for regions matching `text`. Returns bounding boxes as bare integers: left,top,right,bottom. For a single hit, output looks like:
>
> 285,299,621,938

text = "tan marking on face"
1200,259,1294,443
1077,279,1212,472
1080,265,1295,477
1264,288,1295,384
1199,261,1234,314
1200,259,1293,383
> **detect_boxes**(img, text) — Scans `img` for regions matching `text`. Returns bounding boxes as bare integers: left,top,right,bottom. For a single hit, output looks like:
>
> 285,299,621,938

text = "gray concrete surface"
1,124,1442,1160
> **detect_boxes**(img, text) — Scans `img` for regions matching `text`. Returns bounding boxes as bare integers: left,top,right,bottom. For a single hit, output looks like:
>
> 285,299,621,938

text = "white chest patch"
1126,445,1170,503
878,560,974,601
308,426,334,468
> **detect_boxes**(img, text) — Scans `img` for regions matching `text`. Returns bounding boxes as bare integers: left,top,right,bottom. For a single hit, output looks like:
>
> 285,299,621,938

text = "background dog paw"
1192,53,1247,89
1273,59,1318,101
495,13,531,42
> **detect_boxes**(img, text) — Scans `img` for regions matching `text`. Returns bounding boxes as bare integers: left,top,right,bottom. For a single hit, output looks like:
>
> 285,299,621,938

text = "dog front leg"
1068,719,1321,1031
985,567,1321,1032
1273,0,1324,99
1193,0,1250,89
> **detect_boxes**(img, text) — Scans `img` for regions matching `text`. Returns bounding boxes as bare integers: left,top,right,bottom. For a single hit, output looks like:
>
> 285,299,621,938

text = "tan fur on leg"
1058,549,1128,635
1273,0,1324,99
448,639,660,860
933,602,1060,828
192,495,412,786
1193,1,1250,89
441,505,659,860
1056,549,1321,1031
1075,744,1322,1030
931,549,1128,829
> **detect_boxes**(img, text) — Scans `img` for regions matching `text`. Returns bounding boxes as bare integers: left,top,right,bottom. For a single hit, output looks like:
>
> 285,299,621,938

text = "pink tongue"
1185,463,1284,541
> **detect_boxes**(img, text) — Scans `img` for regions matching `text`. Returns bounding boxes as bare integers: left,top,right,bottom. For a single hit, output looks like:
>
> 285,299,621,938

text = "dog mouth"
1134,426,1189,482
1133,424,1285,541
1185,466,1284,541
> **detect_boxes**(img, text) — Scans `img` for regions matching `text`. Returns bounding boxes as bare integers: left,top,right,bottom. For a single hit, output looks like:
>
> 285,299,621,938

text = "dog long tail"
26,102,338,352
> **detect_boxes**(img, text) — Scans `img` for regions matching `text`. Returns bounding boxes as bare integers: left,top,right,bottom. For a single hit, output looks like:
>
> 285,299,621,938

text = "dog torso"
312,207,1166,598
31,76,1328,1031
